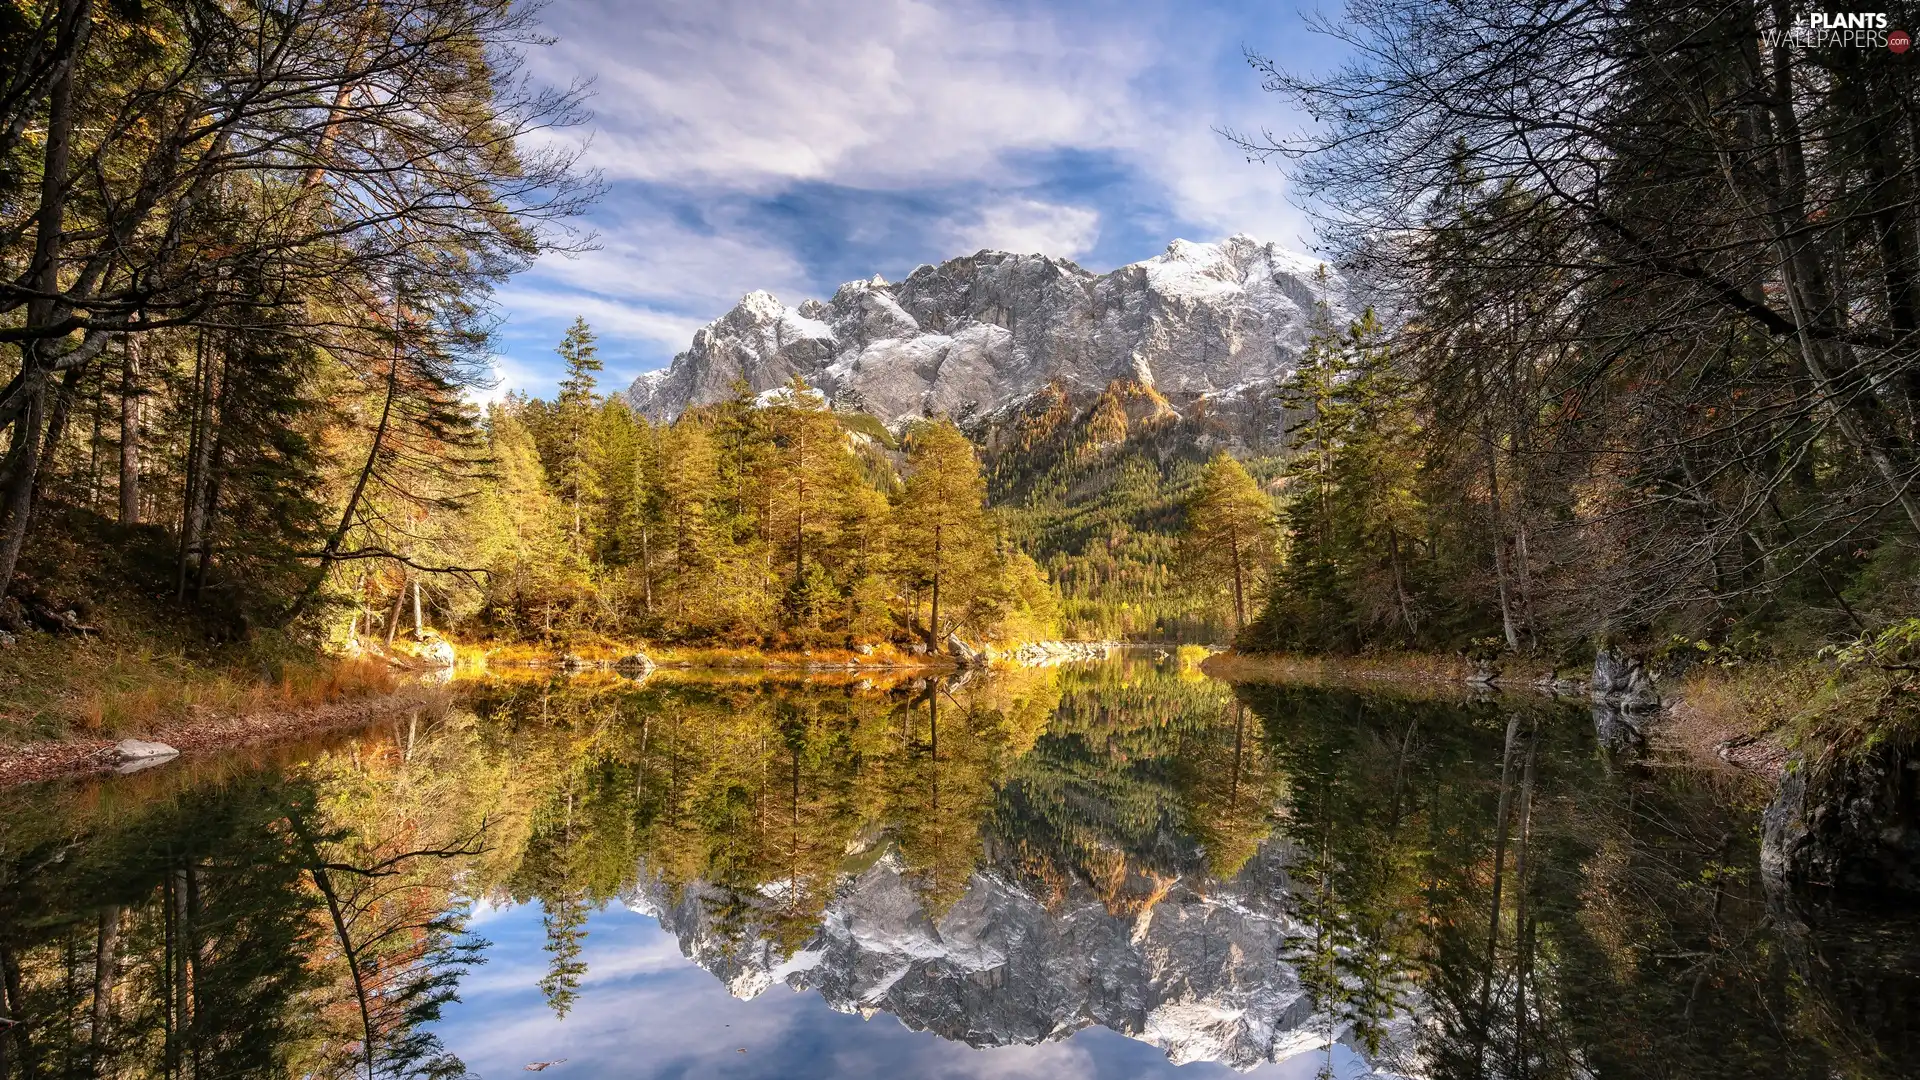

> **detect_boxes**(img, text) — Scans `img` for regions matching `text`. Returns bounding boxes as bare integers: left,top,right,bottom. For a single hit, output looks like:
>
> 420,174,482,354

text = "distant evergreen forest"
452,321,1056,649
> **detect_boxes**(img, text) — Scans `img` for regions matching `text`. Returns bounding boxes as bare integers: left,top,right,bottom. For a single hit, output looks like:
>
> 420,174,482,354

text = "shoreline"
0,683,451,789
1199,649,1563,692
0,639,1129,788
1205,647,1798,781
467,637,1128,673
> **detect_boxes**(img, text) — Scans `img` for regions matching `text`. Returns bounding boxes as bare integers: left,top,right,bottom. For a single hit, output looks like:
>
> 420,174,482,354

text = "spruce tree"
552,318,604,555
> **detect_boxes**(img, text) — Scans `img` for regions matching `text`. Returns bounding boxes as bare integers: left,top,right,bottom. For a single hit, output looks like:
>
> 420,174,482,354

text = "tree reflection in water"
0,657,1913,1078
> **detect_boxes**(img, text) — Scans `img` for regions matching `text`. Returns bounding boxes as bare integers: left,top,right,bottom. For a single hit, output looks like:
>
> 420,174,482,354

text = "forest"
1178,1,1920,674
0,0,1046,675
447,321,1054,649
5,0,1920,697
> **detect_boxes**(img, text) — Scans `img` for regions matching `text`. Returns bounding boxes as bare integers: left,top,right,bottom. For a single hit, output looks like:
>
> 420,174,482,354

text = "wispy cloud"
493,0,1330,395
946,199,1101,261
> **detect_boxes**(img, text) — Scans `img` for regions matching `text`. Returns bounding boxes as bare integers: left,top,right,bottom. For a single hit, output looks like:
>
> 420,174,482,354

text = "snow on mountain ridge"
622,840,1420,1076
625,236,1345,425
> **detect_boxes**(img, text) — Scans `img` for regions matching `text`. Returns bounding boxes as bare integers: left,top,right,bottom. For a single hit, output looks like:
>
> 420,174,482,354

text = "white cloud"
946,199,1101,260
531,0,1146,194
525,0,1313,247
531,211,813,310
491,0,1328,396
498,288,708,352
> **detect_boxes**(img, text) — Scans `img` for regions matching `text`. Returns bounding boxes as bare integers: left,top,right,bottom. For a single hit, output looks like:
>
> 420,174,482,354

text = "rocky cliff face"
625,839,1418,1076
628,236,1344,426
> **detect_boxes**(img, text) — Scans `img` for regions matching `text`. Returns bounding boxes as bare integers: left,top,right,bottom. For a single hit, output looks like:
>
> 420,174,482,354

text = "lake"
2,653,1914,1078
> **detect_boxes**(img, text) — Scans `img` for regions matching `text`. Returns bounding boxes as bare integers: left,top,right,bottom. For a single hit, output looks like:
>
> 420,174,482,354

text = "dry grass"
1658,663,1819,767
1,633,401,745
1654,658,1920,781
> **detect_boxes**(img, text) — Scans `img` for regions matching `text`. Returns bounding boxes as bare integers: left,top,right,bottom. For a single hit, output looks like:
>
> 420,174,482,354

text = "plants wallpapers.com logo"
1760,11,1912,50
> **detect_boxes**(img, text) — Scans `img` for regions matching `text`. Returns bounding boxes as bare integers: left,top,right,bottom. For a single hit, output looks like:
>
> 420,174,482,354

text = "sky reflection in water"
436,902,1369,1079
3,654,1915,1080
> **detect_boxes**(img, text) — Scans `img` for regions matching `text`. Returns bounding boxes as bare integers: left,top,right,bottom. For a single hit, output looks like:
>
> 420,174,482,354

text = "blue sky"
490,0,1347,399
432,901,1381,1078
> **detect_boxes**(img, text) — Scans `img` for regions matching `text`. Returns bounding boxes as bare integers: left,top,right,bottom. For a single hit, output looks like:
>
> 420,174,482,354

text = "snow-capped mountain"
627,236,1344,425
625,839,1419,1076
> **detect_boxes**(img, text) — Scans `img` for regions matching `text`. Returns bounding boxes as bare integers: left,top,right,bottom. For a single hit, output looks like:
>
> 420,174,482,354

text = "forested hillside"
1211,1,1920,670
442,322,1055,649
975,378,1284,642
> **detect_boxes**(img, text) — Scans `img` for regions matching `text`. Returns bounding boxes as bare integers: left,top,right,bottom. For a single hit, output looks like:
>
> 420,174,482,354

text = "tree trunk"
0,388,48,596
33,364,84,508
191,380,231,604
1227,528,1246,632
176,329,214,602
0,0,92,598
385,575,406,646
85,364,104,508
1485,444,1520,652
412,577,423,636
1510,726,1538,1074
90,905,119,1074
1477,714,1522,1074
118,338,140,525
0,942,34,1079
928,522,943,652
285,313,403,625
1387,522,1416,638
640,524,653,613
289,811,379,1080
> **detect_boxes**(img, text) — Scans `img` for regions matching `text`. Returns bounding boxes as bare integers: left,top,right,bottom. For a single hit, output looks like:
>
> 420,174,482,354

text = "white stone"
114,739,179,774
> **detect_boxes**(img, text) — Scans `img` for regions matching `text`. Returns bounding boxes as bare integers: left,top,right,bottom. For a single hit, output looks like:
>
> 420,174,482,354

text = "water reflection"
1,656,1914,1078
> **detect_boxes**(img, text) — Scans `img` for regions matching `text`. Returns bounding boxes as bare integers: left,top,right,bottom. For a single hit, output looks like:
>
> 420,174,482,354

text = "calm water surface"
2,654,1915,1078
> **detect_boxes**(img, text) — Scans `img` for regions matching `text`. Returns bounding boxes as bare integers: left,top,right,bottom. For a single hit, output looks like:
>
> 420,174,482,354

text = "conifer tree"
1327,313,1424,640
552,319,604,554
895,421,993,650
766,377,854,630
656,419,721,623
1181,453,1277,633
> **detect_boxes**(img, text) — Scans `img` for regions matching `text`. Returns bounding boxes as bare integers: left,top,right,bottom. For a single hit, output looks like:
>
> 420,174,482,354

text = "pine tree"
894,420,993,651
590,398,642,566
552,319,604,555
766,377,853,624
461,404,574,635
656,419,721,624
1181,452,1277,633
1328,313,1425,642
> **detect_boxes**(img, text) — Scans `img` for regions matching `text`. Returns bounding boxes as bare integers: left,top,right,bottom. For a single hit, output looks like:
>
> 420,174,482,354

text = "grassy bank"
1207,642,1916,786
1664,654,1920,779
0,631,449,786
0,631,411,747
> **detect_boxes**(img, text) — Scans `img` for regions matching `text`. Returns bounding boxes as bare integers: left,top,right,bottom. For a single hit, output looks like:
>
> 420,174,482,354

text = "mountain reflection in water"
1,653,1914,1078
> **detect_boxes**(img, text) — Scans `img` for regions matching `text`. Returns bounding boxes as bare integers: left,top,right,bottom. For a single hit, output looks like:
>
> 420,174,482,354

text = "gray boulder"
1763,741,1920,900
946,632,986,668
114,739,179,774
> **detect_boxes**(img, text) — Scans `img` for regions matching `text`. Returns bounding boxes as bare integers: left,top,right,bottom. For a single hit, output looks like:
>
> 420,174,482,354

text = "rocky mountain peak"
625,840,1417,1075
628,236,1345,427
